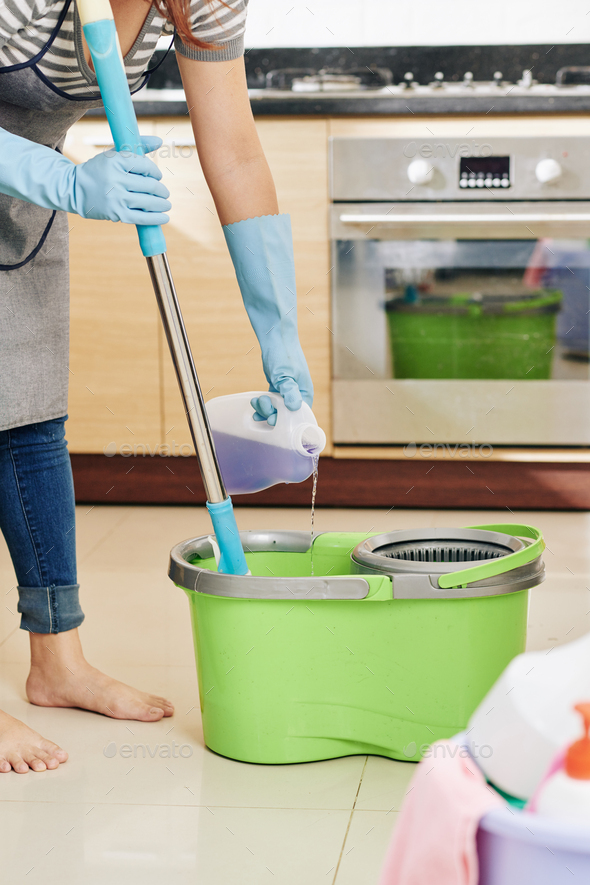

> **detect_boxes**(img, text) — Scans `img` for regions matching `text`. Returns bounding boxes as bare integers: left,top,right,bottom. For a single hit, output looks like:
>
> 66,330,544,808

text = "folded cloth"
379,740,502,885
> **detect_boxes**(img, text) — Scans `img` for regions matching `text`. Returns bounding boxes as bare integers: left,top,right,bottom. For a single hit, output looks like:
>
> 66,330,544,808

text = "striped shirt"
0,0,247,96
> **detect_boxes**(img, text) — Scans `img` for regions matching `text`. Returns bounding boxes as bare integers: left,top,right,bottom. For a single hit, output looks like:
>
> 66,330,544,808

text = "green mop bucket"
385,290,562,380
169,525,545,764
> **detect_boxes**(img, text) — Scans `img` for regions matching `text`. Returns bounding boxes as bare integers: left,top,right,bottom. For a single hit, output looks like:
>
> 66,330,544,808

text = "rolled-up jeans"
0,415,84,634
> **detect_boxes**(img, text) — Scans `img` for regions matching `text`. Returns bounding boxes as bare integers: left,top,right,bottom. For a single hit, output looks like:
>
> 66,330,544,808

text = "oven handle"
339,212,590,224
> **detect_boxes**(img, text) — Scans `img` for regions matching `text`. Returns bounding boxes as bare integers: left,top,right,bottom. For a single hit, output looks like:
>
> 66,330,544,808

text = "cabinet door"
153,116,332,456
64,121,163,455
65,116,331,458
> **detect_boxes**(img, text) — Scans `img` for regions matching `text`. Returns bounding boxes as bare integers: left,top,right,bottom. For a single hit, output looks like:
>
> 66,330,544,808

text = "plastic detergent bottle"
536,704,590,822
466,631,590,800
205,391,327,494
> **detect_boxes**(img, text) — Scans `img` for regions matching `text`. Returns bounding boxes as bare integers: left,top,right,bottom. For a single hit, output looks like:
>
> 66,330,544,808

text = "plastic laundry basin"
477,807,590,884
169,528,544,765
453,734,590,884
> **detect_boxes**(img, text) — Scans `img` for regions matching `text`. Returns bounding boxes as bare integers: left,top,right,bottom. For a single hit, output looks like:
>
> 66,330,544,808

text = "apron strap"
0,210,57,272
0,143,64,272
130,33,176,95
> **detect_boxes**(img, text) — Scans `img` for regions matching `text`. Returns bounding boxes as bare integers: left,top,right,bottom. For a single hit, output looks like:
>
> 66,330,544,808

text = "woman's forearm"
178,54,278,225
200,150,278,226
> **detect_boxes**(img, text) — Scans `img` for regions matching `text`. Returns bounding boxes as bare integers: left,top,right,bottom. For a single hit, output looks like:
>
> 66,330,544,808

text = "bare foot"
0,708,68,773
26,629,174,722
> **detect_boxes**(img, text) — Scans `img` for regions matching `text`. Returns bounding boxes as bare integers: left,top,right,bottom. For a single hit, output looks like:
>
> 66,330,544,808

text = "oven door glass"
331,210,590,445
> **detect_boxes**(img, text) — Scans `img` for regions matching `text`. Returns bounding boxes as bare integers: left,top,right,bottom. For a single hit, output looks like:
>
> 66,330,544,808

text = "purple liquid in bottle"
212,431,316,495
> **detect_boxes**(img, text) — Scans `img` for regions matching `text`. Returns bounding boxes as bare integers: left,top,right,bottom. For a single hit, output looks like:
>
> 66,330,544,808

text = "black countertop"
85,43,590,118
112,89,590,118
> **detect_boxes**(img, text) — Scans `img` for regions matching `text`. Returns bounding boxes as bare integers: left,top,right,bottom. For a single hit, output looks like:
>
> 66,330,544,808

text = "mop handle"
77,0,163,258
78,0,249,575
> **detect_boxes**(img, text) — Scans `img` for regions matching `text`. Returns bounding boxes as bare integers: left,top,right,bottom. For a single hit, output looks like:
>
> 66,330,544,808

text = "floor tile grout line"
332,755,368,885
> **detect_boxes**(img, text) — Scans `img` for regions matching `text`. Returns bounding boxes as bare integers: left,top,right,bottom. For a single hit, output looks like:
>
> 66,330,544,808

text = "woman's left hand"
223,214,314,426
251,341,313,425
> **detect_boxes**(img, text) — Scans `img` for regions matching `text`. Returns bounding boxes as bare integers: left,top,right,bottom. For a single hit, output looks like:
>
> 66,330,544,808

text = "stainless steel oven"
330,136,590,446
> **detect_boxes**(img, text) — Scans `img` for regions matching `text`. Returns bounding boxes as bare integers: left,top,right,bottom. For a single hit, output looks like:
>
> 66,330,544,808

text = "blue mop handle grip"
82,16,166,258
207,499,249,575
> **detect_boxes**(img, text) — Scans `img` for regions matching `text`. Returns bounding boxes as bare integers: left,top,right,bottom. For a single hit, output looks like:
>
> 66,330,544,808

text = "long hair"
153,0,230,50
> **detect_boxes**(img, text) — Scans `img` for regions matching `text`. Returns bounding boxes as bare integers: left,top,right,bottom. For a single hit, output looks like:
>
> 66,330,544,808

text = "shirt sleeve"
174,0,248,62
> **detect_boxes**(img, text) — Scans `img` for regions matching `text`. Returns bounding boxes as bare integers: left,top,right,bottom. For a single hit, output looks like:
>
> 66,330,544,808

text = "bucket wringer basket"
169,524,545,764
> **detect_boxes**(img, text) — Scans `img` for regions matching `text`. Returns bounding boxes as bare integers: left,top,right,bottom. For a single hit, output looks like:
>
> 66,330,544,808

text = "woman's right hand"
69,135,170,225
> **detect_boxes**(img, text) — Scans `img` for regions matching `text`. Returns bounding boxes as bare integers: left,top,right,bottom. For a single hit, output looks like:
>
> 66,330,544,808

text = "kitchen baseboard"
70,454,590,510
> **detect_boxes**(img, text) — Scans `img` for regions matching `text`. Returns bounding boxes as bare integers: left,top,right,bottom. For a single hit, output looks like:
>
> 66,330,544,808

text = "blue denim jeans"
0,416,84,634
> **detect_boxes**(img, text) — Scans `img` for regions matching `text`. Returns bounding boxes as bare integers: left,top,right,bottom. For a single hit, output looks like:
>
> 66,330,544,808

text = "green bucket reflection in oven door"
385,289,563,380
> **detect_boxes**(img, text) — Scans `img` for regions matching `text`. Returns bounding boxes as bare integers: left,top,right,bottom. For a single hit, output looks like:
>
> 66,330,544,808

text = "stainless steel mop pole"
146,253,226,505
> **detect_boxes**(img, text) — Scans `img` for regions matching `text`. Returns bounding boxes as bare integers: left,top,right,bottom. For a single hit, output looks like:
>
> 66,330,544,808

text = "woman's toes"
151,696,174,715
10,755,29,774
41,741,68,763
140,705,165,722
0,710,68,773
38,748,62,769
27,757,47,772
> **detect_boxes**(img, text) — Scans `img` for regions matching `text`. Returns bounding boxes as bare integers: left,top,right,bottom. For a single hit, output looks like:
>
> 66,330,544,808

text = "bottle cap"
565,703,590,780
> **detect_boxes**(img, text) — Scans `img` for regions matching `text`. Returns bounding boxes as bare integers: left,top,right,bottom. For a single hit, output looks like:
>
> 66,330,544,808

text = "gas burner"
556,66,590,86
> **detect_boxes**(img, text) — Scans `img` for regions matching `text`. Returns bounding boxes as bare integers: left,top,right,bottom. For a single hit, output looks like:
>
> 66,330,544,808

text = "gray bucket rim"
169,530,371,600
169,529,544,601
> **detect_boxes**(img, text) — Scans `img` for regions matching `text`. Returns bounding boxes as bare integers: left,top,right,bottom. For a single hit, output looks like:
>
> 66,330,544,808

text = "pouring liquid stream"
310,454,319,576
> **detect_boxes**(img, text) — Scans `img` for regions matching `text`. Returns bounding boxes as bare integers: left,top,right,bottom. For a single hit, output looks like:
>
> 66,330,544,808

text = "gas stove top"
252,66,590,98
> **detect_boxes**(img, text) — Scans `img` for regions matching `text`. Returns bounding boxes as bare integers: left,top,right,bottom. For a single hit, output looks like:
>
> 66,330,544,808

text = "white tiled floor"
1,505,589,883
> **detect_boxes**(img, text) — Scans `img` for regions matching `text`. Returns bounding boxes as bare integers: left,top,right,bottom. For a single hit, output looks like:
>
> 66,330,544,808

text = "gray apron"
0,0,166,430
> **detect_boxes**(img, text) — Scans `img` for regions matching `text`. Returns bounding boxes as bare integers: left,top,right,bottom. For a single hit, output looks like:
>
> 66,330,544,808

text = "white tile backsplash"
244,0,590,48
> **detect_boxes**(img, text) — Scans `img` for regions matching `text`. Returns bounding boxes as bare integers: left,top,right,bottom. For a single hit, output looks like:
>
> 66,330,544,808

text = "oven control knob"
535,158,562,184
407,159,435,185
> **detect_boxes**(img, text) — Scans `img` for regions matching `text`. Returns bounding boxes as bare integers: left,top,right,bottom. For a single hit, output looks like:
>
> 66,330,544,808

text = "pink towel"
379,740,502,885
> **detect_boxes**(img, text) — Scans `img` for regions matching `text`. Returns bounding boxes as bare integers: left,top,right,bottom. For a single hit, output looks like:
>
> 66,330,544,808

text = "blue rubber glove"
223,213,313,426
0,128,170,225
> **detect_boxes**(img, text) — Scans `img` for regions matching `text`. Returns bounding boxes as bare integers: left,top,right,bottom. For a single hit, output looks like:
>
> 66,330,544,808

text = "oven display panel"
459,156,510,189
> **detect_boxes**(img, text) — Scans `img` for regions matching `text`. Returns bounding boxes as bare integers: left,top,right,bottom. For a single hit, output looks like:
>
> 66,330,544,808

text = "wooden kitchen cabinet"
65,120,163,456
65,116,332,455
66,112,588,458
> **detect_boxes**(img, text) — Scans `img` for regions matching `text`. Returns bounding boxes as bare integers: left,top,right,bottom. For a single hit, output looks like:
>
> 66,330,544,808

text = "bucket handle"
437,524,544,589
